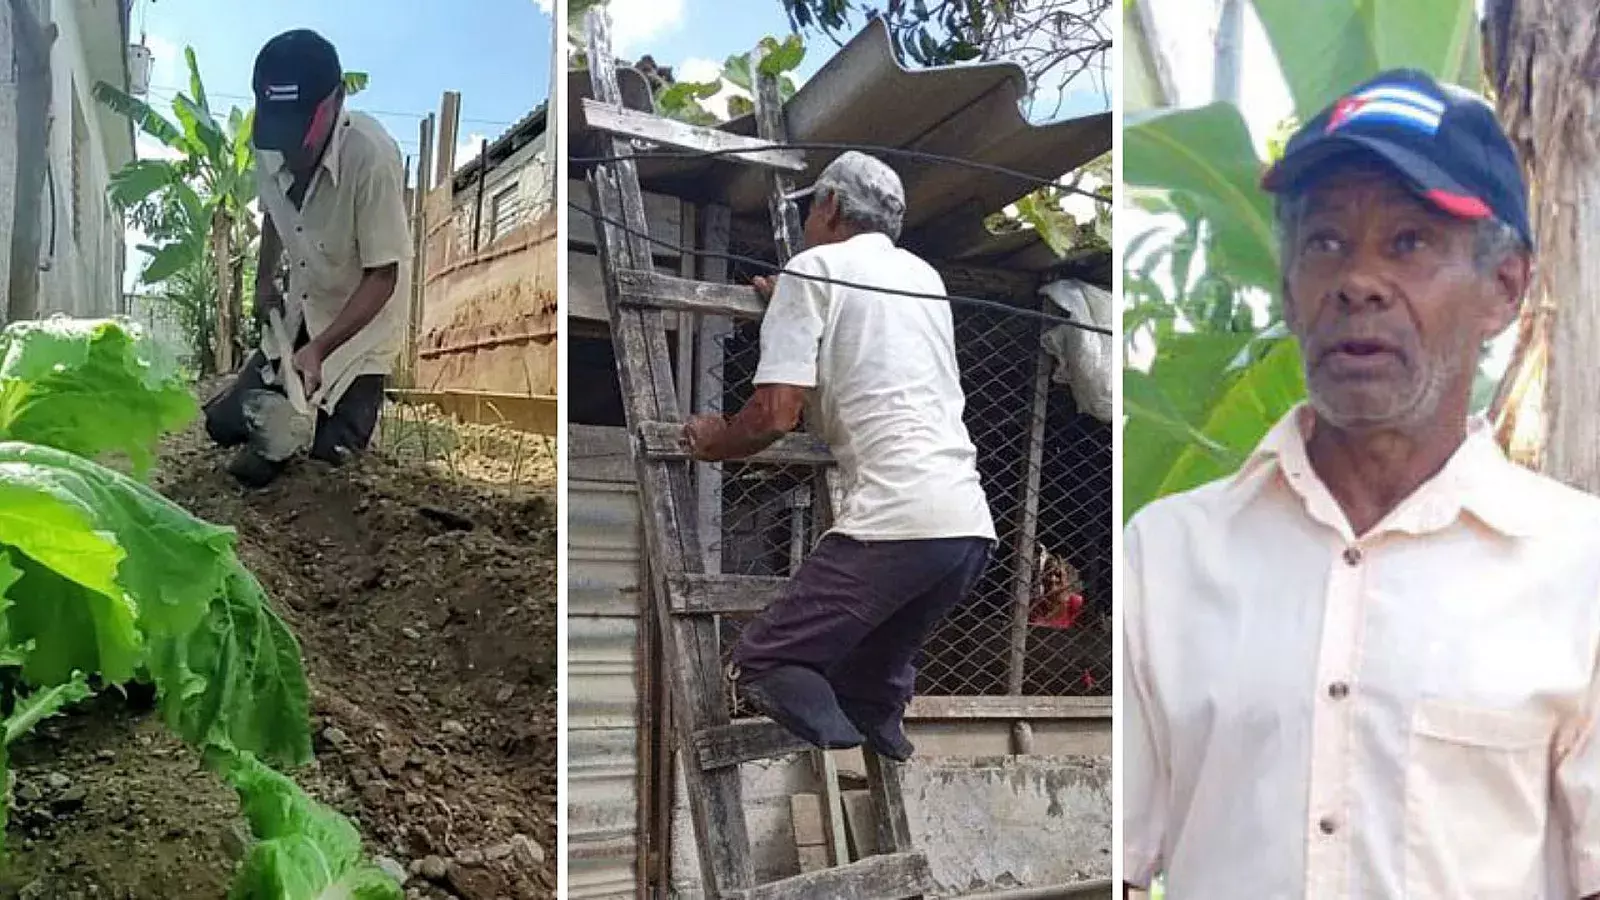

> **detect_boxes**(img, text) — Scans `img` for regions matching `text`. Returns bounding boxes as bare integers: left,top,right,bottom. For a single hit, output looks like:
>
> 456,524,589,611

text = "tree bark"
209,211,235,373
1487,0,1600,487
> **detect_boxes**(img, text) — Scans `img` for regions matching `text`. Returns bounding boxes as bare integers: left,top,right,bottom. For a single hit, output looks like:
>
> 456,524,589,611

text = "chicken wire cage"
690,296,1113,715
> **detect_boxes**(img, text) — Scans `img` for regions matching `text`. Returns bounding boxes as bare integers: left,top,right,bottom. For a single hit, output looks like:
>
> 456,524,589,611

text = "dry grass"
376,400,557,492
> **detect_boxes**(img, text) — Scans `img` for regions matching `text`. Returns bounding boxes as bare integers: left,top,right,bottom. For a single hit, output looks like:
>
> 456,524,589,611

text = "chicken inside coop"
1028,543,1107,632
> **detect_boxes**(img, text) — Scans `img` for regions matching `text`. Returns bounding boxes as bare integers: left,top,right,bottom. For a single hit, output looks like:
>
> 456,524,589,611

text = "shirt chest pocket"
1403,700,1552,899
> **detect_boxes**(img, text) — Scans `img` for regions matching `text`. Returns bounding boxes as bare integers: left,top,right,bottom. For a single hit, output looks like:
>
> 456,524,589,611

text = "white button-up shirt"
256,109,412,410
1123,405,1600,899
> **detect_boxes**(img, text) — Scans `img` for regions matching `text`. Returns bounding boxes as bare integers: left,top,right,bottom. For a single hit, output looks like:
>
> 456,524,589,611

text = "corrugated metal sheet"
570,17,1111,273
568,445,645,900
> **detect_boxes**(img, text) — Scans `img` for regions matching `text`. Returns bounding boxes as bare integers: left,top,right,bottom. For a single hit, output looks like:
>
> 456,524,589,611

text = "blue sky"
599,0,1110,123
132,0,553,167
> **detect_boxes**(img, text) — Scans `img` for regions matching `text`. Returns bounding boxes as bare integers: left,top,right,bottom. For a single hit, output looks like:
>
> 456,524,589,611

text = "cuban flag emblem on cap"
265,83,300,102
1326,84,1445,136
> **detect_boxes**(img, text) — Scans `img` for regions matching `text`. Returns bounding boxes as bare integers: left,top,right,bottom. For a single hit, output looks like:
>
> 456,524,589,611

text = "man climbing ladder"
684,150,997,760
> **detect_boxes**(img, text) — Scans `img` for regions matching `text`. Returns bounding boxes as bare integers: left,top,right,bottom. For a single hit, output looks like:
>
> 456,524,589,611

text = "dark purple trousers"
731,534,992,711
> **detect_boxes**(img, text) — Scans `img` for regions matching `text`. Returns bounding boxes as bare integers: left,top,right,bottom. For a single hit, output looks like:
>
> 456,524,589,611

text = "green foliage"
653,38,805,126
986,153,1113,258
0,318,198,476
215,748,404,900
0,322,392,893
1122,0,1481,520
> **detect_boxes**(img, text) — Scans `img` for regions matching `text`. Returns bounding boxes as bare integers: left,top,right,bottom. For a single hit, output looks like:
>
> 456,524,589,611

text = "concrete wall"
37,0,128,319
667,746,1112,898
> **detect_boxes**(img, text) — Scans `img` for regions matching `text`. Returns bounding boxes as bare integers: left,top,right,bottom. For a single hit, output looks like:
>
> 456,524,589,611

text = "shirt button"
1319,816,1339,835
1328,682,1350,699
295,226,304,233
1343,546,1363,566
299,261,306,268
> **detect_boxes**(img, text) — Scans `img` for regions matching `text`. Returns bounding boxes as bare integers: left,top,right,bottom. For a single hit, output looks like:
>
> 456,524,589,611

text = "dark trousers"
731,534,991,712
202,348,385,464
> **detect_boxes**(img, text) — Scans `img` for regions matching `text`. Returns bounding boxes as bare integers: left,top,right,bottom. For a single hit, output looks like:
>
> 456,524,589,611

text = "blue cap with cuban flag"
1261,68,1532,248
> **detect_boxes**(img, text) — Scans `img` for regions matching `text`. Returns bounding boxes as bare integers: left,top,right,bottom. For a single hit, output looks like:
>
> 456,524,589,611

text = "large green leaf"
1123,330,1255,516
172,94,228,173
0,318,199,475
6,554,141,685
92,81,187,152
4,671,93,745
1123,104,1278,294
1156,338,1306,500
108,159,183,210
185,46,212,118
1252,0,1481,120
214,748,404,900
149,563,313,768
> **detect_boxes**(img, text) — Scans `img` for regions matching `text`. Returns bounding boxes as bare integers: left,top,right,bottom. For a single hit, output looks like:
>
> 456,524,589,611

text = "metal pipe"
956,880,1115,900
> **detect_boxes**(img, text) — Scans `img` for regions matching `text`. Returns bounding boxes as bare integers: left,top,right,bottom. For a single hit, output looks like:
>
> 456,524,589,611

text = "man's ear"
1486,250,1532,338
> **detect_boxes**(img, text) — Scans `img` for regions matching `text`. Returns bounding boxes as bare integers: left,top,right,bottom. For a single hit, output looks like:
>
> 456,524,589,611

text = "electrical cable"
569,201,1110,335
571,140,1107,201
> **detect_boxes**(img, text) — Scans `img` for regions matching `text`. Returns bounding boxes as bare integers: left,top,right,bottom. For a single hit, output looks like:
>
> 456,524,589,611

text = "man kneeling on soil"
203,28,411,488
683,151,996,761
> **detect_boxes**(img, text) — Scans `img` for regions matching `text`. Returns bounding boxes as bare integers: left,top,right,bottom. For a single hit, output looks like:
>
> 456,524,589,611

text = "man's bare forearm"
693,385,805,462
306,263,398,358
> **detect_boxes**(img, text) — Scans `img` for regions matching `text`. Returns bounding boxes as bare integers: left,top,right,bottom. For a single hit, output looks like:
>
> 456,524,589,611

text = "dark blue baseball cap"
251,29,343,153
1261,69,1531,249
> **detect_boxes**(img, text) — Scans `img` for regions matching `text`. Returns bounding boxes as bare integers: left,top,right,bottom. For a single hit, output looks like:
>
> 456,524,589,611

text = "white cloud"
454,132,489,173
675,56,751,120
607,0,685,57
532,0,553,10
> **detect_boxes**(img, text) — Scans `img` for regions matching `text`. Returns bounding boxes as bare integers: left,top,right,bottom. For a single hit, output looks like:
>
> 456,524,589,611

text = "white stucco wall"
35,0,129,319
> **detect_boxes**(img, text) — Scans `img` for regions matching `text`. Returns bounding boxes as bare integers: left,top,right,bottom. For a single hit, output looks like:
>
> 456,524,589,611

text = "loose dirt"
0,417,558,900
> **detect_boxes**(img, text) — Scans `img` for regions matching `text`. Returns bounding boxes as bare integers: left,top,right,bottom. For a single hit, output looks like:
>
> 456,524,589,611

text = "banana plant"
94,47,367,374
1121,0,1482,519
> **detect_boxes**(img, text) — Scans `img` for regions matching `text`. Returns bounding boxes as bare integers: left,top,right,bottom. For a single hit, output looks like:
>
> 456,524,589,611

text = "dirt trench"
0,425,559,900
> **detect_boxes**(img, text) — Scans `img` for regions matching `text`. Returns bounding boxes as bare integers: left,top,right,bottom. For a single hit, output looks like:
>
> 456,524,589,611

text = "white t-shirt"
753,232,996,542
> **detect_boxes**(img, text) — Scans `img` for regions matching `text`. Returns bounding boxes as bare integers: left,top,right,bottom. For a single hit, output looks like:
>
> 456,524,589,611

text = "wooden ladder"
582,10,933,900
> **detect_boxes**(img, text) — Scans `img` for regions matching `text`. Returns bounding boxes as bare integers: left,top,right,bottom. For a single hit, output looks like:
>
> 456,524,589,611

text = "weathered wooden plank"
693,204,733,576
586,9,753,895
571,250,681,328
580,98,808,172
666,572,787,615
616,268,767,319
695,718,812,770
904,695,1113,720
863,751,914,856
1007,299,1054,694
726,852,932,900
567,176,683,253
637,420,833,466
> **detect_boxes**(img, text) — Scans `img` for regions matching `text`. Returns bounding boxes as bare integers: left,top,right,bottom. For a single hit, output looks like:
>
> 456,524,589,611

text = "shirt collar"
1221,403,1539,539
260,109,353,190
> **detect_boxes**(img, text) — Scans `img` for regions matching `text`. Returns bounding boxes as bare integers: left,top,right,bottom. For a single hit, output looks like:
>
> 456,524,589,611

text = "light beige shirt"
256,109,412,411
1123,405,1600,899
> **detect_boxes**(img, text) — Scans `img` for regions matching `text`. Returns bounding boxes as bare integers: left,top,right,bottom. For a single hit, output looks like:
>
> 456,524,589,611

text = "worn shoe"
838,698,914,762
226,447,286,489
738,666,864,750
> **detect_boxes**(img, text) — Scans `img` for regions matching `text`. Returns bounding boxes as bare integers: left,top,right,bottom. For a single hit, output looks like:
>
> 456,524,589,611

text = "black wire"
569,201,1112,335
570,140,1108,202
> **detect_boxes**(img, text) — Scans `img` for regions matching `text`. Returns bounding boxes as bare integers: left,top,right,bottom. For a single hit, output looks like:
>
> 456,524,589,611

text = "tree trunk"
210,211,234,373
1487,0,1600,488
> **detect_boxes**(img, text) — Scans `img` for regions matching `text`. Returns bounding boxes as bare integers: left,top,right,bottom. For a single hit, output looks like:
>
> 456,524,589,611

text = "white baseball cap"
785,150,906,225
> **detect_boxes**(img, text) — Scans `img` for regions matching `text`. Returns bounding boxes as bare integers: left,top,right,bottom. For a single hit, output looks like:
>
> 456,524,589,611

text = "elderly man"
684,151,996,760
1123,69,1600,899
202,28,411,487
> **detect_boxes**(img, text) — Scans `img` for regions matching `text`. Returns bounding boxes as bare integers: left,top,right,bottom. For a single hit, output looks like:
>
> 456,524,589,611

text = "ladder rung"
725,852,933,900
695,719,812,770
616,268,766,319
637,420,834,466
668,573,786,615
580,98,809,172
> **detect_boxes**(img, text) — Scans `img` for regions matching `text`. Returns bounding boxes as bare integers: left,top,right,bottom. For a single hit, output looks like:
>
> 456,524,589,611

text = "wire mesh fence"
693,299,1113,712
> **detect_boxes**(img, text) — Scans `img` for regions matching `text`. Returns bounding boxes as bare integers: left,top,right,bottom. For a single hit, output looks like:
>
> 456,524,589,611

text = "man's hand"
292,341,326,396
256,279,285,327
752,275,777,300
684,414,728,462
